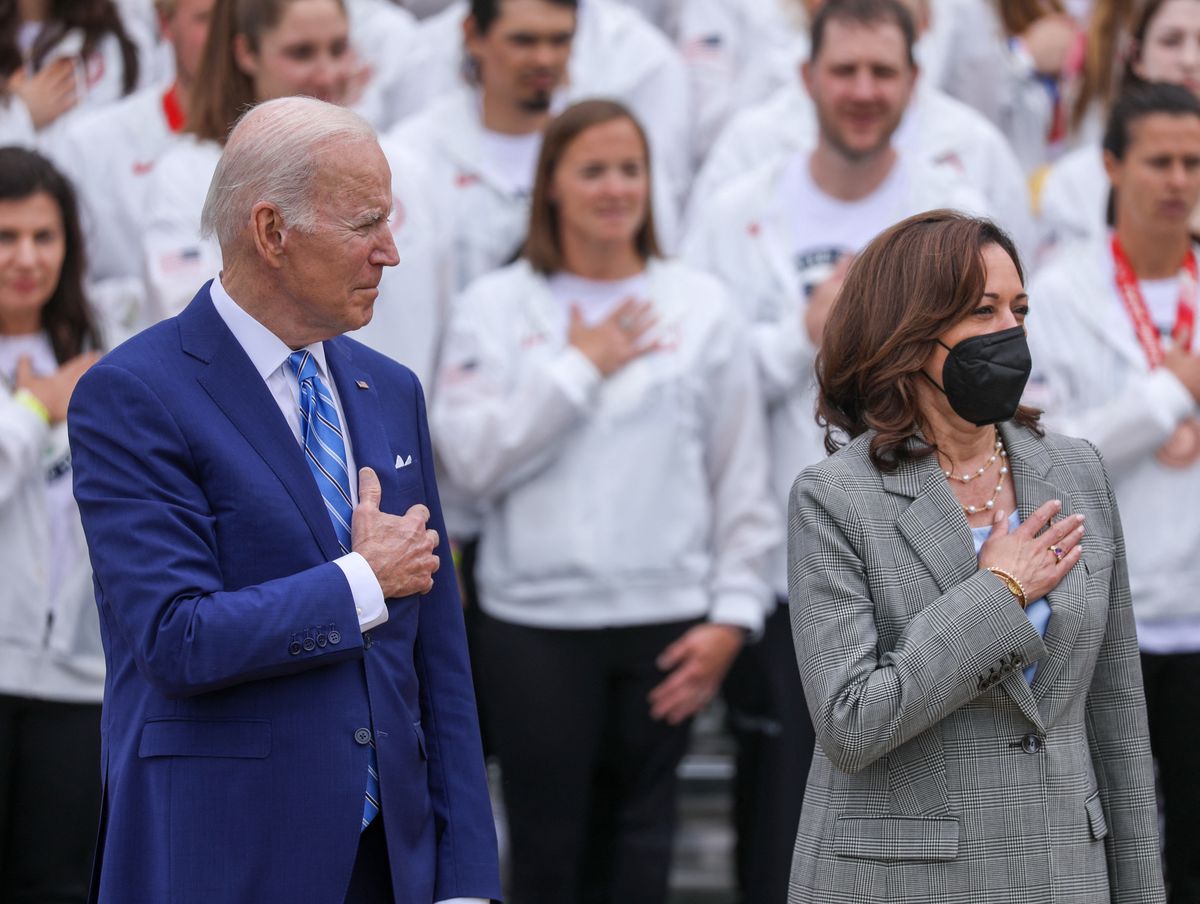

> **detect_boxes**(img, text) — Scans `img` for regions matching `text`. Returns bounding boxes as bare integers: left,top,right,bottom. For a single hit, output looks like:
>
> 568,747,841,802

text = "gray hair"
200,96,378,250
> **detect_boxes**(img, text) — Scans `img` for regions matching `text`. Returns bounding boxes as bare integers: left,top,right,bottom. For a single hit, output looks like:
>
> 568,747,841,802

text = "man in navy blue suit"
68,97,501,904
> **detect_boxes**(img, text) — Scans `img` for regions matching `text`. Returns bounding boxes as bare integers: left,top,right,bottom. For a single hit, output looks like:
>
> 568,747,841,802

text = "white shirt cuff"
335,552,388,632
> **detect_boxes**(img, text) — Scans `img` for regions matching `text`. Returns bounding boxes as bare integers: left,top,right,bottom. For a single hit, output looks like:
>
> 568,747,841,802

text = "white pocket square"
395,454,413,469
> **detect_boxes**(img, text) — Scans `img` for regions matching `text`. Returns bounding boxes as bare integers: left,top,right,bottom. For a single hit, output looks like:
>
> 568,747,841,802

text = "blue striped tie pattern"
287,351,380,831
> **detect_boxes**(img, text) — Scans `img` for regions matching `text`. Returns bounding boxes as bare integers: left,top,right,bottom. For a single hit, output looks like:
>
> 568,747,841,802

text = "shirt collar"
209,274,329,382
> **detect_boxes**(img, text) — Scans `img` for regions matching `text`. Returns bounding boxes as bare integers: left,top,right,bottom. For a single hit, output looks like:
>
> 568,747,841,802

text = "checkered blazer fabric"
786,422,1164,904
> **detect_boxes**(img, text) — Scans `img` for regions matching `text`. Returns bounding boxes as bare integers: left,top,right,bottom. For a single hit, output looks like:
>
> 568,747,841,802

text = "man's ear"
250,202,288,268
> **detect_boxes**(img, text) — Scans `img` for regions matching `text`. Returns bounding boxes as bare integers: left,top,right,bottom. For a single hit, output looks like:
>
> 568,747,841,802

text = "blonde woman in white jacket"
0,148,103,903
432,99,777,904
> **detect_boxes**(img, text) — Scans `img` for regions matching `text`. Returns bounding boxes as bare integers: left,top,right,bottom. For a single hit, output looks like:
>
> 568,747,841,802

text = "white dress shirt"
209,277,387,633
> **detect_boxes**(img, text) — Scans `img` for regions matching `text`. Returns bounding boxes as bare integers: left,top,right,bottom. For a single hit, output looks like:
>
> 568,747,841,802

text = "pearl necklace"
961,444,1009,515
942,431,1003,483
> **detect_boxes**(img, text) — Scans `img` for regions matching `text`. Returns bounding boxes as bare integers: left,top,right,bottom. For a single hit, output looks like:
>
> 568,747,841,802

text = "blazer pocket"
1085,791,1109,841
138,718,271,759
834,815,959,862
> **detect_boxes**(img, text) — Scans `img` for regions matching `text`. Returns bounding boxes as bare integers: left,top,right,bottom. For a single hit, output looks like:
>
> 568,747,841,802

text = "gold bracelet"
13,388,50,425
987,566,1028,609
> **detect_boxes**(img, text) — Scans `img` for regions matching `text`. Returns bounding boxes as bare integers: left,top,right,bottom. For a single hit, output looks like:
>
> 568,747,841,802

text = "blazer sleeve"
1084,466,1166,903
409,380,502,901
788,466,1046,774
68,362,365,699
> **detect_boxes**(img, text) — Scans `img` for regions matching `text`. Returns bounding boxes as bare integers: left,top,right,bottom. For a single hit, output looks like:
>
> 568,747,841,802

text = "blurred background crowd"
1,0,1198,901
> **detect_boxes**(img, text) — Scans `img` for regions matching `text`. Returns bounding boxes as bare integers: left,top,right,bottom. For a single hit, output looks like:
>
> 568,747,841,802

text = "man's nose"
373,227,400,267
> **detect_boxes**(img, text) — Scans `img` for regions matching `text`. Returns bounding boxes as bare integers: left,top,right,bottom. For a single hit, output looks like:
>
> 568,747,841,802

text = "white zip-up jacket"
682,153,988,597
430,257,778,634
1024,238,1200,637
139,134,450,390
347,0,427,131
688,78,1033,256
389,86,679,294
0,386,104,702
408,0,692,207
55,84,179,284
1035,143,1107,263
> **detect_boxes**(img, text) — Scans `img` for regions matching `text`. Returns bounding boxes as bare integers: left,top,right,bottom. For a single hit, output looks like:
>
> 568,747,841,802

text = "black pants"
723,602,815,904
477,613,698,904
1141,651,1200,904
0,693,102,904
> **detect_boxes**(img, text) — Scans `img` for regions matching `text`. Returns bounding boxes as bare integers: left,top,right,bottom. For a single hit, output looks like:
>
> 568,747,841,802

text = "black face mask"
926,325,1032,427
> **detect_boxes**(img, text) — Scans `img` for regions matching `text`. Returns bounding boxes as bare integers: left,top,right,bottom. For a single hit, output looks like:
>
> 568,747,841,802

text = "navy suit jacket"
68,284,501,904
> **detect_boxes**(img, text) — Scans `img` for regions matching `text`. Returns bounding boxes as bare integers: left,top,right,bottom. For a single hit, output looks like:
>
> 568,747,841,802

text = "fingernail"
1076,514,1085,522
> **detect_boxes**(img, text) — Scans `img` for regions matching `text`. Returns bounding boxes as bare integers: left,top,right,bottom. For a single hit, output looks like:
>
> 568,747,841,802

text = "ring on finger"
1049,545,1064,564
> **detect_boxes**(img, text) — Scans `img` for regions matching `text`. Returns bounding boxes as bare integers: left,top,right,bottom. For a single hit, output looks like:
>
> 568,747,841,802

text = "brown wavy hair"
816,210,1042,471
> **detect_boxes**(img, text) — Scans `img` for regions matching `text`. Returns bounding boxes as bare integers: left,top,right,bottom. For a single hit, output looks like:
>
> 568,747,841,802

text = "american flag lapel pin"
355,380,369,390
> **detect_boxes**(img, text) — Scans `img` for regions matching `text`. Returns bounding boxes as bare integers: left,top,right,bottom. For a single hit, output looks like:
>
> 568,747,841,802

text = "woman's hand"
978,500,1084,602
15,351,101,424
567,297,658,377
7,60,78,130
648,623,744,725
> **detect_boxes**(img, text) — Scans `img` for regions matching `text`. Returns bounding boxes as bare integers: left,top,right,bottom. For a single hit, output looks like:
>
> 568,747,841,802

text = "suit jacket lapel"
1001,423,1089,717
325,338,394,501
887,434,1044,731
178,287,340,561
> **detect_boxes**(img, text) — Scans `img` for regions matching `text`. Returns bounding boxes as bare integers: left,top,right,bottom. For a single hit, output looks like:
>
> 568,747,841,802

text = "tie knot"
287,350,320,385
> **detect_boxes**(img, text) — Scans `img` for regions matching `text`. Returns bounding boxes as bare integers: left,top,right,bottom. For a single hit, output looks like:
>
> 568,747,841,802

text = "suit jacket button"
303,637,316,652
288,639,302,656
315,630,327,648
1021,733,1043,754
329,629,342,645
354,728,372,745
363,632,373,650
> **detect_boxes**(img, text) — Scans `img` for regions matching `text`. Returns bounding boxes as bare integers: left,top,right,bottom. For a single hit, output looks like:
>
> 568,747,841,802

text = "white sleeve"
141,162,222,322
677,0,742,163
335,552,389,632
0,95,36,148
430,288,603,500
698,298,778,634
0,390,50,507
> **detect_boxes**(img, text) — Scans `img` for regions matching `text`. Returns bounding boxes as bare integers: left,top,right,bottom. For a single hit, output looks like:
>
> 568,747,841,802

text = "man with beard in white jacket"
685,0,1031,255
1023,83,1200,901
682,2,986,901
389,0,678,294
405,0,691,209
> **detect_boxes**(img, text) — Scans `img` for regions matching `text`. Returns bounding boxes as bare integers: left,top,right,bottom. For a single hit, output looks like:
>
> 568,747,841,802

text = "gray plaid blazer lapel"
885,433,1046,733
1001,423,1090,722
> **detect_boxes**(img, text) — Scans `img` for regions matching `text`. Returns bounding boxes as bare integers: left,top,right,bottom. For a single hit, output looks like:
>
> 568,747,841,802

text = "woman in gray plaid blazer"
787,211,1164,903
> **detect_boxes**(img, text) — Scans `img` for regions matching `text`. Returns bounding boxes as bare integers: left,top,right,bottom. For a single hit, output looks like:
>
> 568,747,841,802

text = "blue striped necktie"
287,350,380,831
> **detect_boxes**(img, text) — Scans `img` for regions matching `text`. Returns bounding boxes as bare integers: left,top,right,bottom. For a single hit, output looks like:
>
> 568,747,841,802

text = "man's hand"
648,623,745,725
568,298,659,377
15,351,100,424
804,255,851,346
7,59,78,129
351,467,440,598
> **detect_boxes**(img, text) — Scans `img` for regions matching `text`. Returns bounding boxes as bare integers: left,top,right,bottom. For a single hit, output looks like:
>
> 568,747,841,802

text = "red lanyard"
1111,234,1198,367
162,83,185,134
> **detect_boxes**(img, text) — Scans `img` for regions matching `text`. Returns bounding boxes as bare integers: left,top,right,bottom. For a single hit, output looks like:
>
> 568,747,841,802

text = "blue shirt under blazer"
68,284,501,904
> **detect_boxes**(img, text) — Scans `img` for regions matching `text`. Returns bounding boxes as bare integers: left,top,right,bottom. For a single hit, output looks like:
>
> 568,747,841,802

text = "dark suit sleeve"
407,379,502,901
69,362,364,699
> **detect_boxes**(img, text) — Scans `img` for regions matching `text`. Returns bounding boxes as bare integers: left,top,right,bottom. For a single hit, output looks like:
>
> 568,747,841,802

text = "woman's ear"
232,33,259,79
